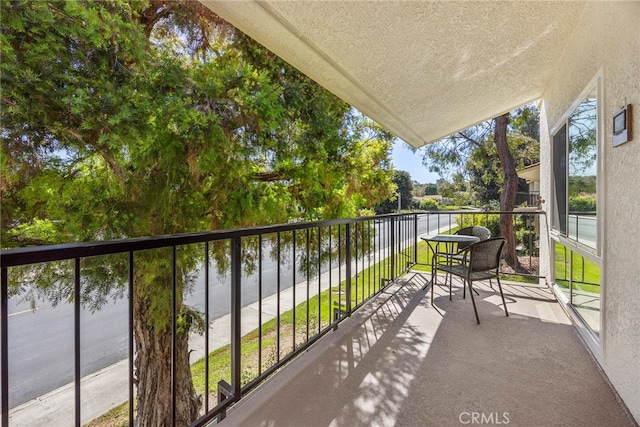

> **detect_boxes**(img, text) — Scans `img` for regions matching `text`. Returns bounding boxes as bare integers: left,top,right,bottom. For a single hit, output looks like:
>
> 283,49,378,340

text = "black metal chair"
452,226,491,255
435,225,492,292
431,237,509,324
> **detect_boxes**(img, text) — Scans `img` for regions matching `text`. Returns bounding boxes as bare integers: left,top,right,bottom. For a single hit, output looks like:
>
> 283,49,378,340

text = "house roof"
201,1,585,147
517,162,541,183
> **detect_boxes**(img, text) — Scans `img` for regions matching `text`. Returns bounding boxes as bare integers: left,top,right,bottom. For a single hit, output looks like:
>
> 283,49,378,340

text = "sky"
391,140,440,184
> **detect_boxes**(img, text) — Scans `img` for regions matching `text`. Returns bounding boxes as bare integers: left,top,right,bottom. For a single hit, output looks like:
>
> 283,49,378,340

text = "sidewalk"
8,226,446,425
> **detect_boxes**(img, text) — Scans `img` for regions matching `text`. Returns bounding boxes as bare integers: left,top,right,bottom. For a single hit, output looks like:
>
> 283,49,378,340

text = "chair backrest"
456,226,491,250
468,237,505,272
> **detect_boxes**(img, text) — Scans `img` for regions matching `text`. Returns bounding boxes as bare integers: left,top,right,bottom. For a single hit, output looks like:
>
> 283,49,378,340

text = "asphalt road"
7,214,452,408
567,214,596,246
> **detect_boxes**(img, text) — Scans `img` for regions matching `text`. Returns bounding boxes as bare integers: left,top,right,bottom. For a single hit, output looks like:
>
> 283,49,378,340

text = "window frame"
549,71,604,260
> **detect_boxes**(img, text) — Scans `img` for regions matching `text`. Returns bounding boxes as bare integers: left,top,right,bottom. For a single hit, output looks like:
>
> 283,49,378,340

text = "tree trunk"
134,287,201,426
494,113,521,269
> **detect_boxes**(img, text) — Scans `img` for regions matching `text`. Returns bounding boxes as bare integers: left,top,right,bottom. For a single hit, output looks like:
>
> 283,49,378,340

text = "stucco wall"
540,2,640,422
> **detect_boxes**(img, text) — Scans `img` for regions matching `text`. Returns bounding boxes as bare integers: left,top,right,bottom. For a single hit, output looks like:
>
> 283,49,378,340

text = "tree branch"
251,170,286,182
456,131,482,148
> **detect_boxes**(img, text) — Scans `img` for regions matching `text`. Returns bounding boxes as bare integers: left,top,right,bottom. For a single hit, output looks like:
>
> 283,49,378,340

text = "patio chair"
435,225,492,292
453,226,491,253
432,237,509,324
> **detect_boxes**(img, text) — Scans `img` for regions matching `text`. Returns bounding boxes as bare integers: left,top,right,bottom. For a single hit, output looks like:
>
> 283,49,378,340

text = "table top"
421,234,480,244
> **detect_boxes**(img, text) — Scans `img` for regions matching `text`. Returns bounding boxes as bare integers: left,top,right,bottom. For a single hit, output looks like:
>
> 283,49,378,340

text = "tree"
467,129,539,206
1,1,395,424
436,174,472,206
494,113,519,266
375,170,414,214
412,182,426,198
422,106,540,267
424,183,438,195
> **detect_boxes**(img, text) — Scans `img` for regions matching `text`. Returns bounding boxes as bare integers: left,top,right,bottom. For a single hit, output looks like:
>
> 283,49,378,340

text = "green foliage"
5,218,61,246
467,132,539,205
437,176,474,206
510,105,540,141
457,213,540,256
375,170,414,213
481,200,501,212
412,182,426,197
422,106,539,206
455,214,501,238
1,2,396,422
459,212,543,258
554,241,600,290
1,0,395,287
568,195,596,212
568,98,597,175
419,198,440,210
568,175,596,197
424,183,438,195
516,228,539,256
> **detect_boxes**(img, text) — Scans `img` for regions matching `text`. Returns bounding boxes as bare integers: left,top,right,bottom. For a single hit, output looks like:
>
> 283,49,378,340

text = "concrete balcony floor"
219,272,636,427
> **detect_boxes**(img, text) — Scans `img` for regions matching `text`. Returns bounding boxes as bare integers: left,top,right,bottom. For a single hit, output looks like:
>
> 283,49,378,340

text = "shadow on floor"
220,273,636,427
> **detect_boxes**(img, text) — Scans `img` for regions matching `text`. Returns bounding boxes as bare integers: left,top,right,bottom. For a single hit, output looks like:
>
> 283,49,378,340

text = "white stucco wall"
540,2,640,422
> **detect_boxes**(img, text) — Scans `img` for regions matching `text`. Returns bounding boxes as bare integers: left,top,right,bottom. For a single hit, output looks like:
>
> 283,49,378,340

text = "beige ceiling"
200,1,584,148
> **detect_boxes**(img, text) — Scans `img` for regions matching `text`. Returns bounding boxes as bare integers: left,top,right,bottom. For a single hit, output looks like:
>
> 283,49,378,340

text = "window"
551,87,598,250
553,241,601,336
551,77,601,339
568,89,597,247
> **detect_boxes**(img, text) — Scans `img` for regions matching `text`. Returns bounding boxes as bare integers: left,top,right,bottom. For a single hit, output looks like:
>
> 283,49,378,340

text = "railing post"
258,235,263,375
128,252,134,427
276,233,281,362
204,242,210,412
1,267,8,427
400,215,405,270
171,246,177,426
217,236,242,423
74,258,81,427
390,217,396,279
569,246,574,305
345,223,352,315
230,237,242,400
414,214,418,265
292,231,296,349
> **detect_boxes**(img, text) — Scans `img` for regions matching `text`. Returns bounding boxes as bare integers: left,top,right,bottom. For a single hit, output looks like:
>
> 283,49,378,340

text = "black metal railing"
0,213,419,426
0,210,545,426
517,191,541,208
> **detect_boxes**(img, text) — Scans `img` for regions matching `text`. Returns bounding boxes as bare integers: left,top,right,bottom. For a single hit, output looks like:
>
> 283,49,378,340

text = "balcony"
218,276,633,426
1,212,632,426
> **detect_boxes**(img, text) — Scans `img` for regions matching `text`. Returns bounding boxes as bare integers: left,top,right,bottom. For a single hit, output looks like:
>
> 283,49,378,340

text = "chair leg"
467,280,480,324
464,284,480,299
496,276,509,317
430,264,435,305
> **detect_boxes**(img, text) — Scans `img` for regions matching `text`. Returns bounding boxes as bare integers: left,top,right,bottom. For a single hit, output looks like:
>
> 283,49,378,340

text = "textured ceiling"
201,1,585,147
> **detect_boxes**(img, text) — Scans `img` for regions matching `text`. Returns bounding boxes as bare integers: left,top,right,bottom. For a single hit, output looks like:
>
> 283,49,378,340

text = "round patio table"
420,234,480,291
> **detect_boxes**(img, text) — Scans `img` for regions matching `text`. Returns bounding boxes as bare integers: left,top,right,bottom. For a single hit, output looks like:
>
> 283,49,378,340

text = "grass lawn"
554,241,600,294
